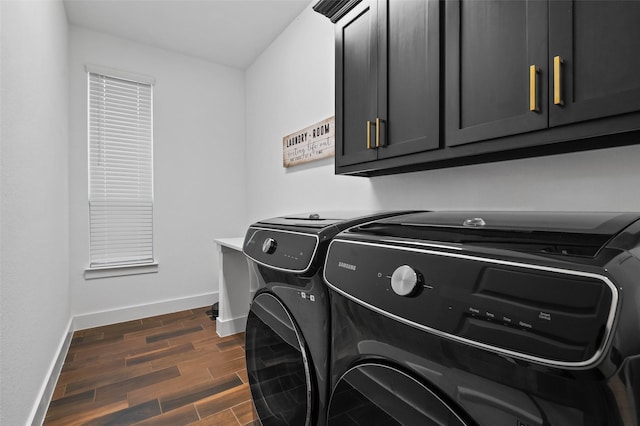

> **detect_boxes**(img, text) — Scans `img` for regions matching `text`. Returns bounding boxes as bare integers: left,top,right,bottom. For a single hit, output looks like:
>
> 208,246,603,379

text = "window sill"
84,262,159,280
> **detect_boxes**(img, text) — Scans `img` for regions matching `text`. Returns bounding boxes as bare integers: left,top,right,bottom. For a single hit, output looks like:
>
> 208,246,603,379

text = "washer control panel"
244,227,318,272
325,239,616,367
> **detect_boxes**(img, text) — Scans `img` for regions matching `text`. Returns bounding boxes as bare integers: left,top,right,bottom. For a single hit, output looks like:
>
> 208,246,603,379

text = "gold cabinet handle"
554,56,564,106
529,65,539,112
366,120,372,149
375,118,381,147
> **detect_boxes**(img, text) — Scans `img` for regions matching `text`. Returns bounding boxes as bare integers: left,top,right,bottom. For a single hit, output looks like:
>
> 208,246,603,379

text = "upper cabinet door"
335,0,379,167
445,0,548,147
549,0,640,127
377,0,440,160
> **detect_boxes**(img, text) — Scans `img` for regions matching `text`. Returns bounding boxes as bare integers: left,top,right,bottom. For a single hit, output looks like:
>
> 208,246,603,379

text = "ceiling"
63,0,312,69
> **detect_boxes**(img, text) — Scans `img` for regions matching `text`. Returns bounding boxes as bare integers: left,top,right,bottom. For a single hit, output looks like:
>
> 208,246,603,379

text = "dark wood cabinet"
336,0,378,167
316,0,640,176
335,0,439,171
445,0,548,146
446,0,640,147
549,0,640,127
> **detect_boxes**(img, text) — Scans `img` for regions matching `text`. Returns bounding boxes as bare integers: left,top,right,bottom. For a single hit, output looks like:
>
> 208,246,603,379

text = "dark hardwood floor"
44,306,260,425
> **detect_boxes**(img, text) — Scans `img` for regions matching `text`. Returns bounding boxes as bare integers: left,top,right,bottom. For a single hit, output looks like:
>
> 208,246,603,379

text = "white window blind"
88,70,154,268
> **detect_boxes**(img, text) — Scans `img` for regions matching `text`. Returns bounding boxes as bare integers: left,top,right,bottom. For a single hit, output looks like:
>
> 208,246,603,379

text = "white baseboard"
216,314,247,337
29,292,218,425
29,318,74,426
72,292,218,330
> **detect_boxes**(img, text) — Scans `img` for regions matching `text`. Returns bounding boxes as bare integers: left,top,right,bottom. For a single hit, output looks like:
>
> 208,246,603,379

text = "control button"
390,265,422,297
518,321,533,329
262,237,277,254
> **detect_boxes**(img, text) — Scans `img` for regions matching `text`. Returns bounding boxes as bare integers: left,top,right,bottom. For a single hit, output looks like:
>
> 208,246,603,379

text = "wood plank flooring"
44,306,260,425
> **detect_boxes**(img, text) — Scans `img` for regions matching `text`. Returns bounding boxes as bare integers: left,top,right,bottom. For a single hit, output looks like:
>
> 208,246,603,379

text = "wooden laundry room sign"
283,116,335,168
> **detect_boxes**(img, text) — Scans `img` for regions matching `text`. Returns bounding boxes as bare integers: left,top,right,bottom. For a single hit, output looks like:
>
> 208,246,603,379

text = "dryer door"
328,363,469,425
245,292,313,426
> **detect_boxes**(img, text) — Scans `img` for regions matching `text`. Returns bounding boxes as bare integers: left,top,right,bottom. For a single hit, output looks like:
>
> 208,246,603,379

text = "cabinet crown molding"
313,0,362,23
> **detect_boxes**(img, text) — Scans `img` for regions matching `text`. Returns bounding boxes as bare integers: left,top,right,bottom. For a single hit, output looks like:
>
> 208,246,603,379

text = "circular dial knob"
390,265,421,296
262,237,277,254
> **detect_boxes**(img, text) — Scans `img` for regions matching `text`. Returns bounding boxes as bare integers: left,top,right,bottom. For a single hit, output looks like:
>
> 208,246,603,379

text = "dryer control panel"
324,239,617,368
244,227,319,273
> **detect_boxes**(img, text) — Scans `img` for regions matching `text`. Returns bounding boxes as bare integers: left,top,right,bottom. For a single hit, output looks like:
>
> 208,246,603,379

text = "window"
87,65,155,271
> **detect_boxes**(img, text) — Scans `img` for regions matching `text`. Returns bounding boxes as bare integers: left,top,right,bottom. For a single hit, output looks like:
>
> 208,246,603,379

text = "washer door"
245,292,312,425
328,363,469,425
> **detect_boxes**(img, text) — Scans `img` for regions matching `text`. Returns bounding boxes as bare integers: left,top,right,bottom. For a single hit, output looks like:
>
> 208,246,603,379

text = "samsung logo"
338,261,357,271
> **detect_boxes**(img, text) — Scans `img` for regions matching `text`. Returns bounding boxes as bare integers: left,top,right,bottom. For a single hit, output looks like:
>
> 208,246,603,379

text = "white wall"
68,27,247,325
245,4,640,223
245,4,376,222
0,1,70,425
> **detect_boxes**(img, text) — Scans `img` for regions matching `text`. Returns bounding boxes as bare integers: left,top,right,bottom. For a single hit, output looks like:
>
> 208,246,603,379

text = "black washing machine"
242,211,415,426
324,211,640,425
